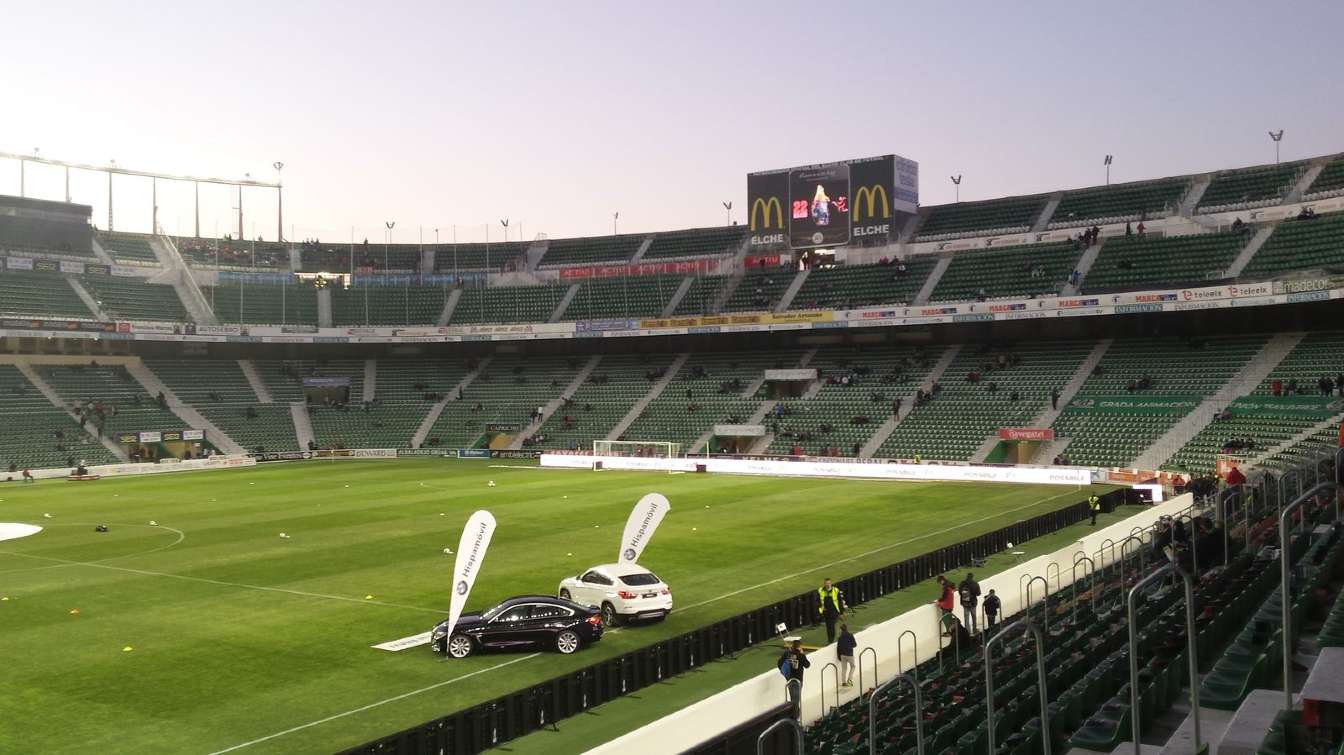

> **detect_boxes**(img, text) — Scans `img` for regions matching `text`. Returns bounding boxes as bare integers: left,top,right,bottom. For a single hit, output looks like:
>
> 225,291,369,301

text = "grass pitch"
0,459,1105,753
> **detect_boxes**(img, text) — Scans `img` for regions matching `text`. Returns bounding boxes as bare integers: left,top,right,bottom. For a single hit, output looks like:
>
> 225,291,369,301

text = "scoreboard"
747,154,918,250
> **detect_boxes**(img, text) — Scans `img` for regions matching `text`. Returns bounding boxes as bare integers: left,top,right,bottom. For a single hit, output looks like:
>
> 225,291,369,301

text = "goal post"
593,440,681,458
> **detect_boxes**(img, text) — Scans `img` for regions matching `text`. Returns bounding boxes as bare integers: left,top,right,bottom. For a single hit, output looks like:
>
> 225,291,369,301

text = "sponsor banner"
1066,396,1200,414
764,310,833,324
485,423,520,432
1115,303,1162,314
302,377,350,388
445,511,497,644
397,448,450,456
576,319,637,333
764,368,817,381
1288,290,1331,303
490,449,541,459
954,313,994,322
1228,396,1344,416
1057,297,1100,309
182,429,205,440
618,493,670,564
216,271,297,285
21,454,257,480
745,254,782,268
138,431,163,443
542,454,1091,486
34,259,59,272
999,428,1055,441
558,258,719,281
59,260,85,274
116,432,137,444
352,272,484,287
457,449,492,459
195,324,242,336
84,264,110,276
5,256,33,270
714,424,765,437
282,324,319,334
253,451,315,462
372,631,433,652
1276,277,1337,295
110,265,140,277
162,431,183,442
351,448,398,458
125,322,180,335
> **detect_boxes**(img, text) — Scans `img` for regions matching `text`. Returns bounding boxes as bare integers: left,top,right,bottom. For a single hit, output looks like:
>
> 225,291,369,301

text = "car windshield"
620,572,660,586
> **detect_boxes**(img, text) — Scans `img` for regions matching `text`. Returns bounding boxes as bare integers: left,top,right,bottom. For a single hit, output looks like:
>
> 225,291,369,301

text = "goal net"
592,440,681,458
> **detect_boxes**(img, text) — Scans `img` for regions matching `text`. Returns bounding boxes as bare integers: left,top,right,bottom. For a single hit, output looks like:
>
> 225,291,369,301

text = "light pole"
1268,130,1284,164
1104,155,1113,186
723,201,733,225
950,175,961,203
500,218,509,243
273,161,284,241
613,211,620,235
384,220,395,269
108,159,116,231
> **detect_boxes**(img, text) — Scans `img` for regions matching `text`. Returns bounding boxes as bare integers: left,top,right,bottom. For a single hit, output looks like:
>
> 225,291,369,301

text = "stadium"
4,6,1344,755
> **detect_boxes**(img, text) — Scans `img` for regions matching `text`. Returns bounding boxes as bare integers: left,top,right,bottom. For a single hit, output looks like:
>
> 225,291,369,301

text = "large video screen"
748,154,918,250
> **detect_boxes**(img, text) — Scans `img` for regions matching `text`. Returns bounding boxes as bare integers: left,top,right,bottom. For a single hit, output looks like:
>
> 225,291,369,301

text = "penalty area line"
208,653,542,754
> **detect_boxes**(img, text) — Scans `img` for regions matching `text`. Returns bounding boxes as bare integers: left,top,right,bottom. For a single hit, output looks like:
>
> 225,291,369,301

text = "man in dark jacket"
780,639,810,713
837,624,857,686
983,589,1001,631
958,573,982,634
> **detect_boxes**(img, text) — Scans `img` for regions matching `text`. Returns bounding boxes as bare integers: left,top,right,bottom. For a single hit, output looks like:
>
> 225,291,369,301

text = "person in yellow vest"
817,578,846,644
1089,493,1101,525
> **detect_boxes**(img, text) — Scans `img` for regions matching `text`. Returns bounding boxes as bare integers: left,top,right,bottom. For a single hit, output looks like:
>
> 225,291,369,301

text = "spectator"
935,576,956,630
983,589,1001,630
779,639,810,712
958,573,981,634
1125,221,1133,237
837,624,857,686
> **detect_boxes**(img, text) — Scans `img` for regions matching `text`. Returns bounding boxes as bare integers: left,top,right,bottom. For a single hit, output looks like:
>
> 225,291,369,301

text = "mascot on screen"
811,184,832,226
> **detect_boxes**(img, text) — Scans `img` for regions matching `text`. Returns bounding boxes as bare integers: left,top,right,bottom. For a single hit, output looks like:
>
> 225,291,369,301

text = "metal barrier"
1025,575,1049,632
783,678,802,720
870,674,923,755
756,717,804,755
1119,534,1143,592
857,646,877,692
1045,561,1062,594
1280,481,1337,709
1071,555,1095,625
896,629,917,676
1127,559,1200,755
984,618,1051,755
1176,512,1199,577
819,662,840,715
1223,487,1242,567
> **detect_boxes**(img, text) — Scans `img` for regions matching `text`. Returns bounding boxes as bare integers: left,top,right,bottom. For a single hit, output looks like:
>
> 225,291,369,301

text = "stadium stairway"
774,268,810,312
510,354,602,449
125,360,246,454
661,277,694,316
362,360,377,402
859,344,962,457
290,402,314,450
1285,157,1330,204
1029,339,1113,429
237,360,274,403
605,352,691,441
88,236,116,266
157,235,219,325
66,278,108,319
1247,411,1344,469
411,356,492,448
317,287,332,327
1032,191,1064,232
627,235,654,263
912,256,951,304
437,287,461,325
1138,332,1304,469
550,283,580,322
1064,240,1105,296
1224,224,1277,278
1177,173,1216,216
11,361,129,462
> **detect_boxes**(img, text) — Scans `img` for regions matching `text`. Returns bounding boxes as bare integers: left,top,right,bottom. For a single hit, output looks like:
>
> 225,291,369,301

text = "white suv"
558,562,673,626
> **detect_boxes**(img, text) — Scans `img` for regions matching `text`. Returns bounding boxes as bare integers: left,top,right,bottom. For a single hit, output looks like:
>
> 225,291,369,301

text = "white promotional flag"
446,510,496,640
618,493,670,564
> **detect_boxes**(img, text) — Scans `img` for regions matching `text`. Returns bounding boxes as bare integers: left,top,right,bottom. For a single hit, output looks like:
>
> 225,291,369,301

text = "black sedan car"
431,595,604,658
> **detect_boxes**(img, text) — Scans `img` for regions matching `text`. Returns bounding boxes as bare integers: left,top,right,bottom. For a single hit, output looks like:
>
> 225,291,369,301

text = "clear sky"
2,0,1341,244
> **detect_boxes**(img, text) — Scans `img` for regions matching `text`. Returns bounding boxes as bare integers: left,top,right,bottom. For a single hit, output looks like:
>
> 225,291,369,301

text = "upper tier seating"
1241,212,1344,277
878,341,1094,460
1197,161,1306,213
206,283,319,325
301,243,419,271
672,275,728,315
915,193,1048,240
642,227,744,259
1082,230,1247,291
1304,155,1344,199
433,242,528,272
529,353,677,450
330,285,450,325
564,276,686,320
0,365,118,470
98,232,158,264
721,269,796,312
0,271,95,319
0,215,94,256
790,259,935,310
929,241,1081,302
176,237,289,269
539,235,644,267
449,284,568,324
81,275,188,322
143,359,297,453
1049,178,1187,228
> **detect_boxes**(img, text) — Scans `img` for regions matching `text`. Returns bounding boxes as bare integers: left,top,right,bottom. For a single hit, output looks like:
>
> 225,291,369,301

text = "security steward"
816,578,846,644
1088,493,1102,526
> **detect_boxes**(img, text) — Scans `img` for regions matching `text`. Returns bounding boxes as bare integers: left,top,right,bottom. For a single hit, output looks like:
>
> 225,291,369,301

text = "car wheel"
447,634,474,659
601,602,622,627
555,630,581,654
559,588,571,600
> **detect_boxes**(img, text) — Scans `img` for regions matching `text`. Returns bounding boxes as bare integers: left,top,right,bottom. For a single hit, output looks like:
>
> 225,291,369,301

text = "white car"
558,562,673,626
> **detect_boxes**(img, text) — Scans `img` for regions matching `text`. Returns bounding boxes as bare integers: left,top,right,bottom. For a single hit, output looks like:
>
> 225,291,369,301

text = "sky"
2,0,1341,244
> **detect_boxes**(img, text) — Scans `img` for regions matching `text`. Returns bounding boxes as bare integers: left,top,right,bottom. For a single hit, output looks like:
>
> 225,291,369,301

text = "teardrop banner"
618,493,669,564
446,510,496,641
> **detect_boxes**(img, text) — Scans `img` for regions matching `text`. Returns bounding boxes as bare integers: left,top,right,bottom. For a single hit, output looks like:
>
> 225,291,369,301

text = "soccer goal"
592,440,681,458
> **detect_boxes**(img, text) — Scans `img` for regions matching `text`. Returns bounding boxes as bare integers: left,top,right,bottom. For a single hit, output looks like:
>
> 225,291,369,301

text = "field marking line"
208,652,542,754
0,522,187,575
676,488,1081,612
0,550,447,615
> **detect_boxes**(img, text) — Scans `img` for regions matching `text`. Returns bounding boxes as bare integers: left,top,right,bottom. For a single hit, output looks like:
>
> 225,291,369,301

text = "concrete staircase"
124,359,246,454
1030,436,1073,465
860,344,962,457
522,240,549,272
1286,157,1330,204
1030,339,1112,428
14,363,129,461
708,269,746,314
154,235,218,325
238,360,274,403
967,434,1003,464
509,355,602,449
316,288,333,327
362,360,377,402
912,257,951,304
662,277,694,317
66,278,106,319
1178,173,1215,216
289,247,303,270
89,236,116,266
1064,240,1105,295
436,287,462,326
290,403,315,451
1224,225,1276,278
1248,410,1344,470
774,268,810,312
1031,191,1063,232
1134,331,1306,469
690,349,817,454
606,353,690,440
898,207,930,242
411,357,492,448
421,247,436,274
549,284,580,322
628,236,655,263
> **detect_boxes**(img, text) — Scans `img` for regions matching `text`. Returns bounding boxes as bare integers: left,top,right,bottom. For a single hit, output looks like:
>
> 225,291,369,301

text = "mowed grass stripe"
0,459,1104,754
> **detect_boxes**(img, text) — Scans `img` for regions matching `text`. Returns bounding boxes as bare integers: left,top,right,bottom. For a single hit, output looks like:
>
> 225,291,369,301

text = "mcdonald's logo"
749,197,784,231
852,184,890,221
